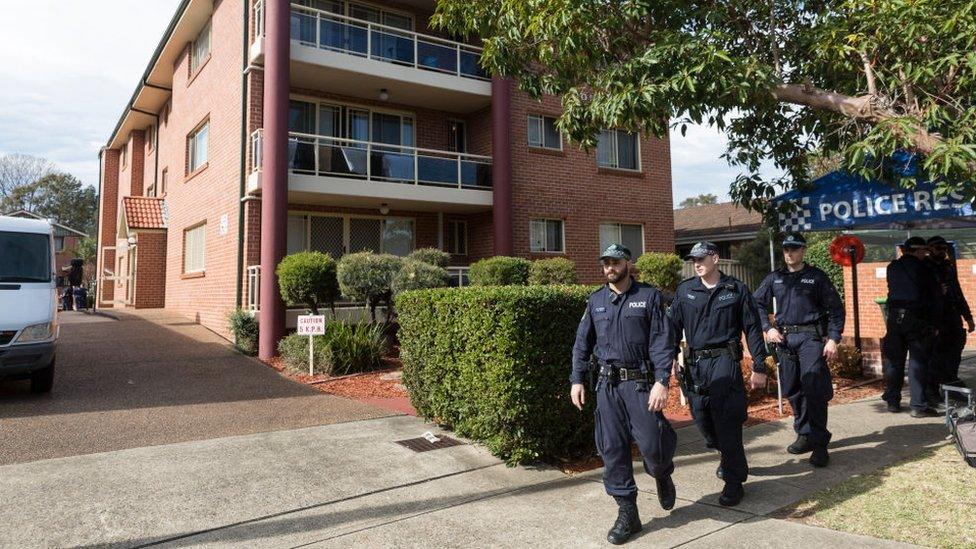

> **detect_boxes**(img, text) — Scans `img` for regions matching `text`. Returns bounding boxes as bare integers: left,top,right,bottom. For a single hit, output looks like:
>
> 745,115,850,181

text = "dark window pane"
617,132,638,170
543,117,560,149
0,231,50,282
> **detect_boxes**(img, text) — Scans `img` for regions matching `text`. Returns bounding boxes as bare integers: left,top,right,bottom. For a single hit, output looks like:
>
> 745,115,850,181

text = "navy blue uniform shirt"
886,254,942,319
926,258,973,323
668,272,768,373
754,263,845,342
571,279,674,386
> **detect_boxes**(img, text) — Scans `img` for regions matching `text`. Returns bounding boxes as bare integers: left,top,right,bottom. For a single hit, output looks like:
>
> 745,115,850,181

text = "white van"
0,215,58,393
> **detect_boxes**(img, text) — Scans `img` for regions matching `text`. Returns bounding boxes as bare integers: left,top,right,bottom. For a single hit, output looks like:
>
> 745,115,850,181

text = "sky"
0,0,774,207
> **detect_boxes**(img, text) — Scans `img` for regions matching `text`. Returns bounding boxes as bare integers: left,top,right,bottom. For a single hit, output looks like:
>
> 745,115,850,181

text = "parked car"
0,215,58,393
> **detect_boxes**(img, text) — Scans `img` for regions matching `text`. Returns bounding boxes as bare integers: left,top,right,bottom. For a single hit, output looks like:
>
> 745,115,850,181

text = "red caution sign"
829,235,865,266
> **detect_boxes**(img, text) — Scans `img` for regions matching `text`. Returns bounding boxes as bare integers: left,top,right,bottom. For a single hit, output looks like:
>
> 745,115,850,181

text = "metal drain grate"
395,435,465,453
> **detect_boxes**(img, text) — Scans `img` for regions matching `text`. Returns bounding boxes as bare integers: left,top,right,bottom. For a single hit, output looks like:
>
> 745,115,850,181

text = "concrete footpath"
2,358,970,548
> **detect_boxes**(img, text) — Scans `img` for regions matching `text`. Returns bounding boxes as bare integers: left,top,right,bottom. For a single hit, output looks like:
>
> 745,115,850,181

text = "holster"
727,339,744,362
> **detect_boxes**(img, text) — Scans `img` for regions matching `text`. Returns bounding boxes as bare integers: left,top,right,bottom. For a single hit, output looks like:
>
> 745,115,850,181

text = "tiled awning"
122,197,168,230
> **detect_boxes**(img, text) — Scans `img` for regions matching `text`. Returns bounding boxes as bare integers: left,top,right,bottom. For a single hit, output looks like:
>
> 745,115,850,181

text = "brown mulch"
261,355,409,399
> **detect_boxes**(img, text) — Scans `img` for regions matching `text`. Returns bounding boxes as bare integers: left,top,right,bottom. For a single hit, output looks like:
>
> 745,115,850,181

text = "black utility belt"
692,347,731,361
598,364,646,382
780,324,822,335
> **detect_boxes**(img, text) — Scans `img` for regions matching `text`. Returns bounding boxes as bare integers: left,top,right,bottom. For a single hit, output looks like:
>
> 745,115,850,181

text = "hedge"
528,257,579,285
468,256,532,286
635,252,683,292
805,239,845,301
276,251,339,315
407,248,450,268
392,259,450,295
396,285,594,465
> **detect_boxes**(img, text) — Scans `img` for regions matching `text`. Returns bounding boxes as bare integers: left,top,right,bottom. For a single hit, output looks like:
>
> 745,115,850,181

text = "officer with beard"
571,244,677,545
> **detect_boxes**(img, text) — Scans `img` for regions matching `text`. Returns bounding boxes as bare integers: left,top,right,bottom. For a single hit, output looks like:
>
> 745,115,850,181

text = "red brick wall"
97,150,120,306
508,86,675,283
134,231,167,308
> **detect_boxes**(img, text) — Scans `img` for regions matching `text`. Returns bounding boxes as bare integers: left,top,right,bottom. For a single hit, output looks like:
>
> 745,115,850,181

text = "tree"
1,172,97,235
0,154,53,199
276,252,340,316
433,1,976,206
678,193,719,208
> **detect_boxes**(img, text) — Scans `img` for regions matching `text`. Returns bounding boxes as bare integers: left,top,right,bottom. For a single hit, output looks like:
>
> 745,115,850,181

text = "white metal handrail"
253,0,264,39
288,3,488,80
286,131,492,189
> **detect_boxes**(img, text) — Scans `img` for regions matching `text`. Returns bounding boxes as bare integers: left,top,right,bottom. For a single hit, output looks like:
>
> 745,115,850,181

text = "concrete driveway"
0,310,395,465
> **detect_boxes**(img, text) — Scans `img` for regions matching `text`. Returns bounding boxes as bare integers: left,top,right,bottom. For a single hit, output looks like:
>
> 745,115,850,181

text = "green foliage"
337,252,403,322
1,170,97,235
277,322,388,376
733,228,784,285
393,259,451,294
678,193,718,209
276,251,339,315
432,1,976,207
396,285,595,465
634,252,682,291
468,256,531,286
805,237,845,302
528,257,579,285
227,309,259,356
406,247,450,268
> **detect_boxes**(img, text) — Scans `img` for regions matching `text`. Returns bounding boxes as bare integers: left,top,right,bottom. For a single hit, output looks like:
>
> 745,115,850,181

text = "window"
600,223,644,257
187,119,209,174
447,220,467,255
527,115,561,150
161,102,170,126
449,120,467,153
183,223,206,273
160,168,168,195
190,19,212,74
120,144,127,169
530,219,564,253
287,214,416,258
146,124,155,152
597,129,640,170
54,236,65,253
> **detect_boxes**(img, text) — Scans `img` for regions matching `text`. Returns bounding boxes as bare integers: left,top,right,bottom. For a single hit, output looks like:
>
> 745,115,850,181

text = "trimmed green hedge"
396,285,595,465
635,252,682,292
529,257,579,285
805,239,845,301
468,256,532,286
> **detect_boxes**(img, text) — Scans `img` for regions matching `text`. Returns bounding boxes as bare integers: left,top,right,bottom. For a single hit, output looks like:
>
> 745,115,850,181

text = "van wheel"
30,358,55,394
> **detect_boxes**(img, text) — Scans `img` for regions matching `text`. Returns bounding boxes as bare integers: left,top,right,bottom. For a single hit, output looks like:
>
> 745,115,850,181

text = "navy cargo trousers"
686,354,749,484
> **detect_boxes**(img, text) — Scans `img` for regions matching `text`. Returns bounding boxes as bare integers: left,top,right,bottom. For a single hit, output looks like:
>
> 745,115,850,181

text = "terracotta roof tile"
673,202,762,237
123,197,167,230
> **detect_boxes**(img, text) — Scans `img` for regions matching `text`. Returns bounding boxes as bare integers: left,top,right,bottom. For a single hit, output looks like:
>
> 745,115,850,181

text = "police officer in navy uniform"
925,236,974,401
571,244,677,545
882,237,943,417
754,233,844,467
668,241,767,507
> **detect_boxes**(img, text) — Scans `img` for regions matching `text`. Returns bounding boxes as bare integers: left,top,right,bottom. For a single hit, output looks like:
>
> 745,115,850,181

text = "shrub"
407,248,450,268
396,285,594,465
468,256,531,286
528,257,579,285
227,309,259,355
805,239,845,302
276,251,339,315
277,321,389,375
828,344,862,379
393,259,450,294
635,252,682,291
337,252,403,323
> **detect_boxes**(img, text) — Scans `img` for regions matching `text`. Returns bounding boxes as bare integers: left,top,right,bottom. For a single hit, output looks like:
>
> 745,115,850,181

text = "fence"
681,259,760,289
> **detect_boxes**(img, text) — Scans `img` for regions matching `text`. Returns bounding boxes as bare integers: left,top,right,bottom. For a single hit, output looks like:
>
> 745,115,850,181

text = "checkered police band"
778,197,812,232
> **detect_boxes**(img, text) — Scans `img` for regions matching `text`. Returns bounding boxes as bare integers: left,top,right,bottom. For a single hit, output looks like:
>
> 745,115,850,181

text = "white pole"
309,334,314,377
769,234,783,415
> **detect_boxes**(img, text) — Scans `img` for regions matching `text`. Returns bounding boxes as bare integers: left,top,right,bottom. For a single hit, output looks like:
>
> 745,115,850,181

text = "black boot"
655,475,676,511
787,434,813,454
718,482,744,507
607,495,642,545
809,446,829,467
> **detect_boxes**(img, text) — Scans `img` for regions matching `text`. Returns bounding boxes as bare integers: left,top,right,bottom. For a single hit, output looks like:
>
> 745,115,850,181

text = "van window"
0,231,51,282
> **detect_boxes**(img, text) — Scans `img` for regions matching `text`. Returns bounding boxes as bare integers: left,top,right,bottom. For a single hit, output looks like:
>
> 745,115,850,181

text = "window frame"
146,124,156,152
447,220,468,256
529,218,566,253
527,114,562,151
189,19,212,78
120,143,127,170
160,168,168,196
597,129,641,172
599,222,644,256
286,211,418,257
186,118,210,177
182,222,207,275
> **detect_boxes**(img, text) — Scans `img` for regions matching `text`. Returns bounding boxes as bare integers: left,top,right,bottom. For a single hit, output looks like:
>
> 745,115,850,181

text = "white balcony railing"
252,2,488,81
251,129,263,173
246,265,261,312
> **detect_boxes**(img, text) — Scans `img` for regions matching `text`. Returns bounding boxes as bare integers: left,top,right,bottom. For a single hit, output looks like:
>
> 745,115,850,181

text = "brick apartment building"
95,0,675,358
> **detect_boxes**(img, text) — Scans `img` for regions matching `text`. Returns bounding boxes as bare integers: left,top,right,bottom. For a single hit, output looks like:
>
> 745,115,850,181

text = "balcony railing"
246,265,261,312
251,129,263,173
269,3,488,81
253,0,265,40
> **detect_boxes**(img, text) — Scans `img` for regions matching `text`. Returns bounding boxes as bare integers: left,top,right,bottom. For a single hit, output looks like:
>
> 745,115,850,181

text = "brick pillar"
97,149,121,306
491,77,513,256
258,0,290,360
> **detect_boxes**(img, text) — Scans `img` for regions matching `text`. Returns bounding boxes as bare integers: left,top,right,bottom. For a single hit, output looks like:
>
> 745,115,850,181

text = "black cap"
599,243,632,261
782,233,807,248
685,241,718,260
926,235,948,247
902,236,928,250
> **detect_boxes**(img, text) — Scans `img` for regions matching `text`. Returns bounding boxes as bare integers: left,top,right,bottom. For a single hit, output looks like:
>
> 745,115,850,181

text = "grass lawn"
780,443,976,548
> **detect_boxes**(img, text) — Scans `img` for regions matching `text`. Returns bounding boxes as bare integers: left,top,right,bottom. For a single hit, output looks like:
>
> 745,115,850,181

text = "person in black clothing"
882,237,943,417
925,236,974,398
668,241,767,507
571,244,677,545
754,233,844,467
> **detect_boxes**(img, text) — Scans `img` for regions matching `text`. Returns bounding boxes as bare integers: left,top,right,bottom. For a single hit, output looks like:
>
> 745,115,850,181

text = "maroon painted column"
258,0,290,360
491,77,514,255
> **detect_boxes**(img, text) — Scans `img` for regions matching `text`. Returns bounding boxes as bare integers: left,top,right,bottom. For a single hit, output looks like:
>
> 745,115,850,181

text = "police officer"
571,244,677,545
882,237,943,417
753,233,844,467
925,235,974,399
669,241,767,507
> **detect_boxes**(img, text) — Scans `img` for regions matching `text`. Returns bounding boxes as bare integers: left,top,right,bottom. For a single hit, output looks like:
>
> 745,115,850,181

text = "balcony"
249,129,493,212
251,2,492,112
